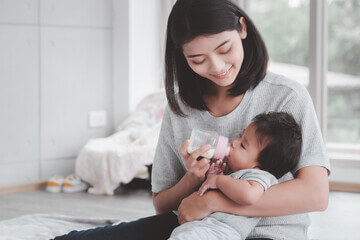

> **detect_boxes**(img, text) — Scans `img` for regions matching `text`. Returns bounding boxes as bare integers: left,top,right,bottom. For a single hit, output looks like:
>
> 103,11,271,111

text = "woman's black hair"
165,0,269,116
253,112,302,179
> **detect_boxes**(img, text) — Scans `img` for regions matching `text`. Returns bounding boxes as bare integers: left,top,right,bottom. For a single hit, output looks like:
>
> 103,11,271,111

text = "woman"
55,0,330,239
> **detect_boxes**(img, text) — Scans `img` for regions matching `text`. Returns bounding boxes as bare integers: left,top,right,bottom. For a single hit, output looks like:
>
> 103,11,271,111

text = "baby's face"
227,123,264,172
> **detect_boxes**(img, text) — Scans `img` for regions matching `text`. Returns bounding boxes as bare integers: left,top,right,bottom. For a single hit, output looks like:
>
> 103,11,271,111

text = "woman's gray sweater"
151,71,330,240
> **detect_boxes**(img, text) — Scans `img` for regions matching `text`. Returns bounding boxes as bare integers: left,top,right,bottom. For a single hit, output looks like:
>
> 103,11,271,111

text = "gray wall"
0,0,114,185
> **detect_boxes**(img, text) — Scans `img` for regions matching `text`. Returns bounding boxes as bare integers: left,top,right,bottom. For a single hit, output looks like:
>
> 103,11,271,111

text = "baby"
170,112,302,240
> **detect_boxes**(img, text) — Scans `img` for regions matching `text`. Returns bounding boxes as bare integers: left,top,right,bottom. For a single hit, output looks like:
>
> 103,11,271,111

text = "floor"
0,187,155,222
0,188,359,240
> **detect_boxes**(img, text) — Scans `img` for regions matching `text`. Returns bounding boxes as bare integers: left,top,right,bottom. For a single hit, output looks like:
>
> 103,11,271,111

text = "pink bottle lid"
213,136,229,159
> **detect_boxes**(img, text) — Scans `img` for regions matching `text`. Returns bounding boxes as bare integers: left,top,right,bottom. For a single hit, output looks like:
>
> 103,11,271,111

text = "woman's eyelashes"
220,47,232,55
192,59,205,65
190,47,232,65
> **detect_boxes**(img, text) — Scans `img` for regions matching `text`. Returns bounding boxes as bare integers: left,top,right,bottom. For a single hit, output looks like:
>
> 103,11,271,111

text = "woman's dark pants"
53,212,179,240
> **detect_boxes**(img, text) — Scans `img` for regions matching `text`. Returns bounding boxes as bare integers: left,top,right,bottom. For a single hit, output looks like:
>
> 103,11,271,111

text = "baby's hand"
198,175,219,196
206,160,226,176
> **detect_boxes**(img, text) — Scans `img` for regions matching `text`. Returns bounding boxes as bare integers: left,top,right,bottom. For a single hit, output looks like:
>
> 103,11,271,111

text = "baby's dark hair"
253,112,302,179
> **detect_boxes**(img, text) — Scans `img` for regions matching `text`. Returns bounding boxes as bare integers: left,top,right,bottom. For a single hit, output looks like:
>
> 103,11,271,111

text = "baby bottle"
187,128,230,159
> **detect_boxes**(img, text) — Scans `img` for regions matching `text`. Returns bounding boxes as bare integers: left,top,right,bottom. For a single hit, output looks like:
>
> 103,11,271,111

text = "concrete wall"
0,0,165,186
0,0,113,185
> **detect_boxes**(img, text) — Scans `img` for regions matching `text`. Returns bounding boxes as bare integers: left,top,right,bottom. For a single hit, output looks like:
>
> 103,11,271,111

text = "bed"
75,90,166,195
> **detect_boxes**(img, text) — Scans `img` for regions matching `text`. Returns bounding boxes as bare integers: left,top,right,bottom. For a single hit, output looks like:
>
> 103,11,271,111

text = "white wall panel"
0,25,39,165
40,157,75,180
129,0,162,111
329,159,360,184
329,167,360,184
0,162,39,185
0,0,115,186
113,0,130,126
41,27,113,160
0,0,38,24
40,0,112,27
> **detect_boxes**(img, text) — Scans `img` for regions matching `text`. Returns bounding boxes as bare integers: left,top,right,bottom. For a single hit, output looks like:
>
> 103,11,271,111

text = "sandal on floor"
46,175,64,193
62,174,89,193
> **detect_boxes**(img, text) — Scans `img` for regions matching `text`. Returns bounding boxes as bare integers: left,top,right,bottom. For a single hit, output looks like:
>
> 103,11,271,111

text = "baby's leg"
169,217,241,240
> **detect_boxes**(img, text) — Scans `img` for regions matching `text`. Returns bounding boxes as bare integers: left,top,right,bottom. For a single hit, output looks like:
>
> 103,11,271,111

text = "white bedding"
75,90,166,195
0,214,122,240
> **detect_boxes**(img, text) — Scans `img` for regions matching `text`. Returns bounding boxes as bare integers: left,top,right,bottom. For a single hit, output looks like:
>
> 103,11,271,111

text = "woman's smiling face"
182,26,247,89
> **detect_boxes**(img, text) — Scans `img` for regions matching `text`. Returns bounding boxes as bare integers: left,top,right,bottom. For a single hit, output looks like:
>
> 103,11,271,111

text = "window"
247,0,310,87
327,0,360,146
247,0,359,149
243,0,360,172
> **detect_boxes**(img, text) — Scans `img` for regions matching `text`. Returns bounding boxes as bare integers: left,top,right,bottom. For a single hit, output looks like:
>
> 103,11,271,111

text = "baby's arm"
198,175,265,205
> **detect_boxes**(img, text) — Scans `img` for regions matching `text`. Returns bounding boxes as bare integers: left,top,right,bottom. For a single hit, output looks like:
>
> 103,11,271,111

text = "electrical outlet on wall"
88,111,107,128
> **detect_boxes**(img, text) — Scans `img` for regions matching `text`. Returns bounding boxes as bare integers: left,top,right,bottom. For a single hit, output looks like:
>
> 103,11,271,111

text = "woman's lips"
212,66,233,79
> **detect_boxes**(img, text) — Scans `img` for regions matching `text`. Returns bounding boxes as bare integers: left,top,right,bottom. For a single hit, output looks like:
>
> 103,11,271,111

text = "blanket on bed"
76,90,166,195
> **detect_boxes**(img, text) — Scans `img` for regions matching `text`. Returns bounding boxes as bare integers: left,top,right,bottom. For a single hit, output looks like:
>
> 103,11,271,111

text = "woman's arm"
177,166,329,224
153,141,211,214
198,175,265,205
152,165,205,214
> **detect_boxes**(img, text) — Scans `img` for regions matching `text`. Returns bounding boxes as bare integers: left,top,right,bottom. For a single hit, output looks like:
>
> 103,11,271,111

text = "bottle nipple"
213,135,229,160
225,146,230,157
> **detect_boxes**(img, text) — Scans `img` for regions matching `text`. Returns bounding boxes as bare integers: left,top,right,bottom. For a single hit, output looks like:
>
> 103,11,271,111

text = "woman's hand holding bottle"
179,139,211,183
